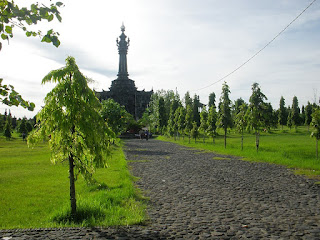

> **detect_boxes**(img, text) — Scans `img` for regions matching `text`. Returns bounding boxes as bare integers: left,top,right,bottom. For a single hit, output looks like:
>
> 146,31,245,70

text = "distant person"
145,130,149,141
139,130,144,140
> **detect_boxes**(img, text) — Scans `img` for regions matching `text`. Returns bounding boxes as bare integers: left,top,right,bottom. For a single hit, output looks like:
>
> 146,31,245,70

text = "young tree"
233,98,245,115
158,96,167,134
207,105,218,144
291,96,300,129
3,115,12,139
100,99,132,135
235,104,248,150
191,121,199,143
28,57,114,219
177,107,186,139
184,91,192,107
278,96,287,129
18,117,27,137
208,92,216,108
199,107,208,143
192,94,200,127
184,105,193,143
218,82,232,148
311,107,320,159
248,82,267,152
287,107,293,130
264,102,276,131
305,102,313,131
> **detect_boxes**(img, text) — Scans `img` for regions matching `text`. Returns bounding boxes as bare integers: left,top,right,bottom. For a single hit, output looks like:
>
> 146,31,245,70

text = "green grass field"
158,126,320,178
0,135,146,229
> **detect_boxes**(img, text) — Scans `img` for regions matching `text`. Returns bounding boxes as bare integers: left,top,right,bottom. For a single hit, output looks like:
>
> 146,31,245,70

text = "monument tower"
96,23,153,119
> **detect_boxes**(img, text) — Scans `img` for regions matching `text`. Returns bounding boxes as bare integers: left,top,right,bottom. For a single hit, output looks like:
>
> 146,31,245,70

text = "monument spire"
116,23,130,79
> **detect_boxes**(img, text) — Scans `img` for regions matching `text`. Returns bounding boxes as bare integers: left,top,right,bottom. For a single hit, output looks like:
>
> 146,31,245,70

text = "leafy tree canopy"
101,99,132,135
0,78,35,110
28,56,114,182
0,0,63,51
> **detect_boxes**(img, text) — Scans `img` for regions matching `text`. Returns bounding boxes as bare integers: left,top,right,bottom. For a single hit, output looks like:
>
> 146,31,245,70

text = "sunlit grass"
0,136,146,229
158,126,320,178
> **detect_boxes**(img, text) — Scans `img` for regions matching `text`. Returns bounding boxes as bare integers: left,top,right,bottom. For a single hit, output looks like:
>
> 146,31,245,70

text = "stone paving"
1,139,320,239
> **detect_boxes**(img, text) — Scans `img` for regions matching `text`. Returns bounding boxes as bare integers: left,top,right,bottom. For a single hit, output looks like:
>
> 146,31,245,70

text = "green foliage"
287,109,293,130
190,121,199,142
184,104,193,136
218,82,233,130
311,107,320,140
29,56,113,181
17,117,27,134
199,107,208,135
278,96,287,127
3,115,12,139
192,94,200,126
208,92,216,108
0,78,35,110
248,82,267,132
101,99,132,135
235,104,248,134
291,96,301,127
305,101,313,126
158,96,167,129
207,105,217,141
0,0,63,50
177,106,186,136
218,82,232,148
28,56,114,218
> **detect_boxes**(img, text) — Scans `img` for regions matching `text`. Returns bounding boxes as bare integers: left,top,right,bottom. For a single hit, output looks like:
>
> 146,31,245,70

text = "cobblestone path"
1,139,320,239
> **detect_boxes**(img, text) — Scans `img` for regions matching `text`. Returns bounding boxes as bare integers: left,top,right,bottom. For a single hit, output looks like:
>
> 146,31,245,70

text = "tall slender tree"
218,82,233,148
311,107,320,159
207,105,218,144
199,108,208,143
278,96,287,129
184,105,193,143
235,104,248,150
193,94,201,127
208,92,216,108
291,96,300,129
248,82,267,152
28,56,114,219
305,101,313,131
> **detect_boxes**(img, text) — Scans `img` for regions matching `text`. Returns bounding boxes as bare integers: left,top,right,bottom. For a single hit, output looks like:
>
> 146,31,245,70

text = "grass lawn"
158,126,320,178
0,134,146,229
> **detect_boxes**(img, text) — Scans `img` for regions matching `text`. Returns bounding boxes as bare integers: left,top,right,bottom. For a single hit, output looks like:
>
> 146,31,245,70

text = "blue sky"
0,0,319,118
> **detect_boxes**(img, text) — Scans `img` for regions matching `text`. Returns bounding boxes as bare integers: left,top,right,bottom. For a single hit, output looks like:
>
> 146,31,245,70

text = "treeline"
0,110,35,140
141,82,320,151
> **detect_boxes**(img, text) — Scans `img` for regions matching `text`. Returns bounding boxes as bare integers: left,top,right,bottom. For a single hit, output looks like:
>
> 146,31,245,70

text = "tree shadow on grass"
52,204,106,226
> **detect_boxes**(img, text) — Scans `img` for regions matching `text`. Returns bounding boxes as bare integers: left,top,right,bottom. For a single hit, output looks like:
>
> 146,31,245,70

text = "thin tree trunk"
241,132,244,151
255,131,260,153
316,139,318,160
69,153,76,219
224,128,227,148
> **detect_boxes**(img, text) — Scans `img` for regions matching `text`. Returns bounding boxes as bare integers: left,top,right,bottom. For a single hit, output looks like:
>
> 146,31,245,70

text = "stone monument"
96,23,153,119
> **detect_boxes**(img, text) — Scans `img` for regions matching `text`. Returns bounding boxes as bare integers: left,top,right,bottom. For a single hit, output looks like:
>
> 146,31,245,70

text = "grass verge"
157,126,320,179
0,135,146,229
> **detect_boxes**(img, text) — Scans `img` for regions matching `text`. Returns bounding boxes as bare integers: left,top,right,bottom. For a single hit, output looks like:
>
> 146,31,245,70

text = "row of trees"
141,82,320,152
0,110,35,139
